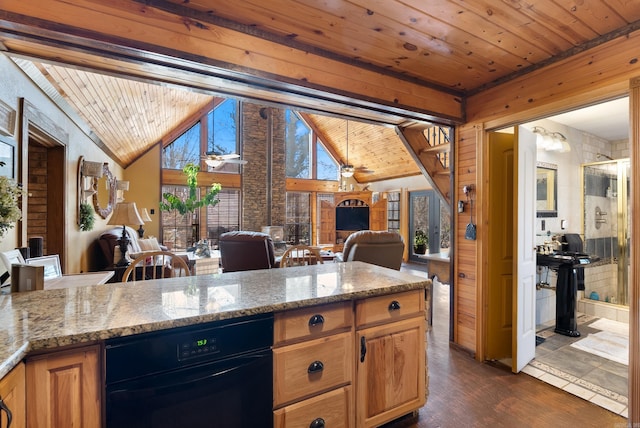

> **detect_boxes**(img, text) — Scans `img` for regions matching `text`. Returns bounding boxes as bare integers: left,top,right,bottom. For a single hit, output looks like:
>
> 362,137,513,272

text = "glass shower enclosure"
582,159,630,306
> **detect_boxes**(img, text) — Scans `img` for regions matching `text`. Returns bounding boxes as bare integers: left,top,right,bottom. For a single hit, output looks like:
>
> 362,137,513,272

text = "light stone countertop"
0,262,430,379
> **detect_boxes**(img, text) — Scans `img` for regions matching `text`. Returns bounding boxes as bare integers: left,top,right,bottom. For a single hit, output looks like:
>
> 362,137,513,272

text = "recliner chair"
219,231,276,272
336,230,405,270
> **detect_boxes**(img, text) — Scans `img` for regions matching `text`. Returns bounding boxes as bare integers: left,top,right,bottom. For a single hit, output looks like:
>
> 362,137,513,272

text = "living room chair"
280,245,324,267
121,251,191,282
218,231,276,272
336,230,405,270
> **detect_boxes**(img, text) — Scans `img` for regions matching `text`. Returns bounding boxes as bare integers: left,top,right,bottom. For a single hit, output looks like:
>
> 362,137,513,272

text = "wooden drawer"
274,332,353,407
355,289,424,328
274,301,353,345
274,385,352,428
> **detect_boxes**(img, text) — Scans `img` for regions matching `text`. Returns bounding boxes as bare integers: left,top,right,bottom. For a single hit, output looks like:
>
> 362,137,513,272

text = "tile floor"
522,313,629,417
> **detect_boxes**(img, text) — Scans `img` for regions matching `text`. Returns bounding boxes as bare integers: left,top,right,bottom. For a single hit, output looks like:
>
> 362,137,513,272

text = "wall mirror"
536,162,558,218
93,163,117,219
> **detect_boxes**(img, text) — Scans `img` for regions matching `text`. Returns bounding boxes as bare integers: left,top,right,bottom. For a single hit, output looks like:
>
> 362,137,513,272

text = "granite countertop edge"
0,272,429,379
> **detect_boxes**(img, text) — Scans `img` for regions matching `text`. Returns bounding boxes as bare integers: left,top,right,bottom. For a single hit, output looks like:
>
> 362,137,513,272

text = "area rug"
589,318,629,336
570,330,628,365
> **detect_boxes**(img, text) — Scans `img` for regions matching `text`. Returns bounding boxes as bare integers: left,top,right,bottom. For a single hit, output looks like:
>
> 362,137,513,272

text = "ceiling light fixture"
341,120,355,178
532,126,570,153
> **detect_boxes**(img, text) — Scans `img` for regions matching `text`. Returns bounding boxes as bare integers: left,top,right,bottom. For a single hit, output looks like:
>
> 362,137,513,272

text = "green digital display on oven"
196,339,207,347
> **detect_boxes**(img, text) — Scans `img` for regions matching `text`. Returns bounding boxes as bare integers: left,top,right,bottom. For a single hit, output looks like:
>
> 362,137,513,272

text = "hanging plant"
160,163,221,215
79,201,95,231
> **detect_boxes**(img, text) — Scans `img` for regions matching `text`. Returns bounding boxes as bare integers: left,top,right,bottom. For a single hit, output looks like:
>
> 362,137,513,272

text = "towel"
562,234,584,290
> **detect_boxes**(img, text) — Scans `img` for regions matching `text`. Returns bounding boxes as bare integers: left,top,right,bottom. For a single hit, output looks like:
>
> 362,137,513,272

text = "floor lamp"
108,202,144,267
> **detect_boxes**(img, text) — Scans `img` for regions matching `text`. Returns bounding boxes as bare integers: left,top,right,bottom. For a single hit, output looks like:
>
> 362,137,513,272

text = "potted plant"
413,229,428,254
78,201,95,231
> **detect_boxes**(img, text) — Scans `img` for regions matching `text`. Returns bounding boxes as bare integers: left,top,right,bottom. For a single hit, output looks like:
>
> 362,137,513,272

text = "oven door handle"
109,354,267,400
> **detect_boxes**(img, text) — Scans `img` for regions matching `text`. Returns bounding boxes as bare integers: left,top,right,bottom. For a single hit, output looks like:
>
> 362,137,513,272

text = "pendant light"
340,120,355,178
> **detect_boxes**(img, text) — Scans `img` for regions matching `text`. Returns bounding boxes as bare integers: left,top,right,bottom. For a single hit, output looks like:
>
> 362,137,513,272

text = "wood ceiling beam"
0,0,464,125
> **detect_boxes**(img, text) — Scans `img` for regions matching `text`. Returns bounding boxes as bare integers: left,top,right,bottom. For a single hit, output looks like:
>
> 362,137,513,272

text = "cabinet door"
0,362,26,428
319,200,336,245
26,345,101,428
356,317,426,428
369,199,387,231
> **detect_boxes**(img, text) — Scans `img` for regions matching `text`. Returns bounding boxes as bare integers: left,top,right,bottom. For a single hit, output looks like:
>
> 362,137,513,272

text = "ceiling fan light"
341,164,355,178
205,158,223,168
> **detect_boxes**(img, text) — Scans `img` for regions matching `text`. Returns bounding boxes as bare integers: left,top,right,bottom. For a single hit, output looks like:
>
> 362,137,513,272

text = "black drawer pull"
0,397,12,428
360,336,367,362
308,314,325,327
388,300,401,311
310,417,325,428
307,360,324,374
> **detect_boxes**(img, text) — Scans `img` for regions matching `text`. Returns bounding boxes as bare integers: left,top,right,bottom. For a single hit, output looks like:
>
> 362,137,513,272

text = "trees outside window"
286,192,311,245
285,110,338,180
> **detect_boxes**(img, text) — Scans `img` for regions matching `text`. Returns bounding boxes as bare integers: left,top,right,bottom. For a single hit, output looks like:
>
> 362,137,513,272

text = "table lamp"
137,208,152,238
107,202,144,267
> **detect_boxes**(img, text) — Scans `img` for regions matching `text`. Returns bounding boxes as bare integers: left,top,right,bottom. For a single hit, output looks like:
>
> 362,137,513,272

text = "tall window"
206,189,241,247
161,185,199,250
286,192,311,245
285,110,338,180
162,122,201,169
387,191,400,232
206,99,240,174
161,98,240,250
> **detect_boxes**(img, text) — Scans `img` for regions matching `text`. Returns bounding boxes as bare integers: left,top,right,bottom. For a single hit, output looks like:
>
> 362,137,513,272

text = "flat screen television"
335,207,369,231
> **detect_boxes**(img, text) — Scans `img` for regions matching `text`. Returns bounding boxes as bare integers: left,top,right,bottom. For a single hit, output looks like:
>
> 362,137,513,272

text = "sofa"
218,231,276,272
335,230,405,270
96,226,167,270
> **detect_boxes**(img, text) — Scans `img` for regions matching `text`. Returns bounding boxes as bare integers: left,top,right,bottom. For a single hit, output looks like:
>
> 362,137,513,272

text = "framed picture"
0,135,17,179
26,255,62,280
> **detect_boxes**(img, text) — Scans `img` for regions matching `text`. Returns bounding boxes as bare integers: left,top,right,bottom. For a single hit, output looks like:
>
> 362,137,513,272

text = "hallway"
394,265,626,427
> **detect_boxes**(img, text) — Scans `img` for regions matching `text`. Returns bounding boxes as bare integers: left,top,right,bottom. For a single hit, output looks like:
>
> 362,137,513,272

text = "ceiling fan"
202,152,247,168
340,121,373,177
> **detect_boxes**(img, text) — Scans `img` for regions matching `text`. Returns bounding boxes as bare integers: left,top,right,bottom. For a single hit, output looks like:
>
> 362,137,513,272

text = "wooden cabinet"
355,290,426,427
26,345,101,428
319,191,388,252
273,291,426,427
0,362,25,428
274,301,355,427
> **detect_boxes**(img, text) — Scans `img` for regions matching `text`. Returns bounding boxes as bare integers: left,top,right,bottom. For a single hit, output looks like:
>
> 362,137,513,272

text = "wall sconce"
532,126,571,153
116,180,129,202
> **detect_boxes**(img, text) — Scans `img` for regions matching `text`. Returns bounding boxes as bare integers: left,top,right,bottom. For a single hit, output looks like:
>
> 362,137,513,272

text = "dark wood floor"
391,271,627,428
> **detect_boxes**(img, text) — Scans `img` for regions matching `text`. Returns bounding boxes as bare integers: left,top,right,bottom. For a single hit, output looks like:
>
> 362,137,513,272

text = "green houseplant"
78,201,95,231
0,176,25,239
160,163,222,215
413,229,428,254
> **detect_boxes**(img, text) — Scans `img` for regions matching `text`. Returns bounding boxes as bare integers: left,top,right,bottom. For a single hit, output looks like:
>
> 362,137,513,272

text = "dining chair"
121,251,191,282
279,245,324,267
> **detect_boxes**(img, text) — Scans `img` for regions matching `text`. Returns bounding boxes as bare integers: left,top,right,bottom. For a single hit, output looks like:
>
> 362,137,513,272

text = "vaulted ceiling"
2,1,640,179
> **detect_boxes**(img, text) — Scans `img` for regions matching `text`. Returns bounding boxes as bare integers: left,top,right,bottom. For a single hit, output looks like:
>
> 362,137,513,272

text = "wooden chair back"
280,245,324,267
121,251,191,282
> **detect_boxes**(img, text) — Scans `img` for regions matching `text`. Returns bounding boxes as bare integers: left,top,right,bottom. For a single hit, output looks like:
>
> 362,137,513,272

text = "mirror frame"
536,161,558,218
92,162,117,219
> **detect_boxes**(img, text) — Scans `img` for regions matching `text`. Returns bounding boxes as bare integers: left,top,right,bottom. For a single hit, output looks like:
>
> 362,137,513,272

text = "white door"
513,126,537,373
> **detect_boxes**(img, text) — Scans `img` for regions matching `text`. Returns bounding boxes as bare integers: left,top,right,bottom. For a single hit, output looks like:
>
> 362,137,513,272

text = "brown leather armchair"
336,230,405,270
219,231,276,272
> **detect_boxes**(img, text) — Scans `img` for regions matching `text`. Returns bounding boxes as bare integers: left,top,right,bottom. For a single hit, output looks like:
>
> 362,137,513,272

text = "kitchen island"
0,261,430,427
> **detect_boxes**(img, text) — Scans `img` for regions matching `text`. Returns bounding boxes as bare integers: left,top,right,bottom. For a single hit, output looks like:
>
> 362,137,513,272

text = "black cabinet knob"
308,314,325,327
388,300,401,311
310,417,325,428
307,360,324,374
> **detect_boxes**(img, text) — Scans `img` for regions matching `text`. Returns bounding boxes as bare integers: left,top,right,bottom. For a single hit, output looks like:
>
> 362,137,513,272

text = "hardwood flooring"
390,268,626,428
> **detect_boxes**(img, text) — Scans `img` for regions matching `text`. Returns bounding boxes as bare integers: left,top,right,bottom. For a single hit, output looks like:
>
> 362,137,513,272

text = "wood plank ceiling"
5,0,640,177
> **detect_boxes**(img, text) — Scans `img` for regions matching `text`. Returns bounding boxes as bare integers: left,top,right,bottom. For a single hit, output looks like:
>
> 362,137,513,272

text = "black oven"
105,313,273,428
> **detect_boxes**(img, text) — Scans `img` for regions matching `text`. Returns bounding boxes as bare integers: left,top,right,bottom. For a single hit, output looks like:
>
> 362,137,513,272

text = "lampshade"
116,180,130,191
107,202,145,226
340,165,355,178
140,208,152,222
